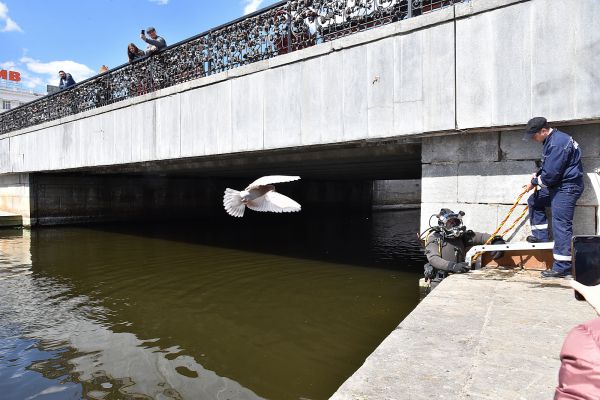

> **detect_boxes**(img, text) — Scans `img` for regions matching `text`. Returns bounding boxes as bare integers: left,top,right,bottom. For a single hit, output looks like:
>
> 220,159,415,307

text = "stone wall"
373,180,421,207
421,124,600,239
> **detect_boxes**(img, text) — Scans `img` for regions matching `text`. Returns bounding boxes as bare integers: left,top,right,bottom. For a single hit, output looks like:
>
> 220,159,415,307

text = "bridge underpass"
24,139,421,225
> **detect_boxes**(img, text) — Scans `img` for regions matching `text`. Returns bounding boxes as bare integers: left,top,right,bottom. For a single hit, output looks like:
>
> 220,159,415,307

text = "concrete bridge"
0,0,599,232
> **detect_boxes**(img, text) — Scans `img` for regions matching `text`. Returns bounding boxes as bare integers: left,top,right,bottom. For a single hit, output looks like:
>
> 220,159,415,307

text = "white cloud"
0,2,23,33
149,0,169,5
2,17,22,32
19,56,95,87
243,0,264,14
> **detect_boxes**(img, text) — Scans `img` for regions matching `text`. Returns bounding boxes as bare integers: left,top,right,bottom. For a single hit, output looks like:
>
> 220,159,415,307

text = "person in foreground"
522,117,584,279
421,209,504,291
555,280,600,399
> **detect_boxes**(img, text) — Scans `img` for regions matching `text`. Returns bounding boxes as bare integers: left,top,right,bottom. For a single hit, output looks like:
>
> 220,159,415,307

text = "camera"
573,236,600,300
141,29,145,35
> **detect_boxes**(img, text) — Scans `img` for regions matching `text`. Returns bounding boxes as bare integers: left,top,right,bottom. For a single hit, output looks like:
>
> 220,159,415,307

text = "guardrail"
0,0,464,135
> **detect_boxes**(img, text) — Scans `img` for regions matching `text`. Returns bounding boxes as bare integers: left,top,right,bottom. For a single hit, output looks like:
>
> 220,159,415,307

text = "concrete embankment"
331,270,596,400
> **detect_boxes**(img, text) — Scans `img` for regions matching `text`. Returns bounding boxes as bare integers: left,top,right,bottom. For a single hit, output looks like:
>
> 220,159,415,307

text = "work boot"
526,235,550,243
541,269,572,279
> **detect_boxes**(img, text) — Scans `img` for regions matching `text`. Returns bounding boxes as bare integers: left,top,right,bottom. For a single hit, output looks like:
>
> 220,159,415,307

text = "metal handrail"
0,0,464,135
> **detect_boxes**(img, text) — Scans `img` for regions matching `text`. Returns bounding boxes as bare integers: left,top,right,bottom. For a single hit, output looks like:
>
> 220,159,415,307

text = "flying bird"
223,175,301,217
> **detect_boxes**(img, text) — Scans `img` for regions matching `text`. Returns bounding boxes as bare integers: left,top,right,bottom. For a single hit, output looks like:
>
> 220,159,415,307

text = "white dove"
223,175,301,217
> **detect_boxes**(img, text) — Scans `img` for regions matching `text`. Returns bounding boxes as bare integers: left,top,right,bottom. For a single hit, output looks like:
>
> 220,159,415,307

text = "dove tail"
223,188,246,217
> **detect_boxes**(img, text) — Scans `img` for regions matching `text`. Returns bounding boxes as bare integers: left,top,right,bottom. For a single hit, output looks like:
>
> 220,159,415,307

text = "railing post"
407,0,413,18
207,30,213,76
286,1,292,54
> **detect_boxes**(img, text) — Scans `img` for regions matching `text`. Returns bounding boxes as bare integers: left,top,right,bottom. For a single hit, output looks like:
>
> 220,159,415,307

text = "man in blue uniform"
523,117,584,278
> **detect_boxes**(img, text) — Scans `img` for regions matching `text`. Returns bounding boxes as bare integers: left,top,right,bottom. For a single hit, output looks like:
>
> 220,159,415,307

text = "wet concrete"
330,269,597,400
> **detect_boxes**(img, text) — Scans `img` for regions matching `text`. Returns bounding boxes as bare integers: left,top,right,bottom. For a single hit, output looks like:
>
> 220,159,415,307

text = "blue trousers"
528,180,584,273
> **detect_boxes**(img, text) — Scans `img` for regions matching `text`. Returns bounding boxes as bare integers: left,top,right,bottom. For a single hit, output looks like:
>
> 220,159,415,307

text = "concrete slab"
500,129,544,161
320,52,344,144
530,0,577,122
422,22,455,133
300,57,323,145
573,0,600,120
565,124,600,159
457,160,537,204
367,38,394,138
331,270,596,400
342,46,368,141
0,211,22,227
423,132,500,163
420,202,500,236
421,163,458,203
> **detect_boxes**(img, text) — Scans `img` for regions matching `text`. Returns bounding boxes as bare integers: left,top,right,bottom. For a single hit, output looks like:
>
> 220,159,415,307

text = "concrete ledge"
0,211,22,227
331,270,596,400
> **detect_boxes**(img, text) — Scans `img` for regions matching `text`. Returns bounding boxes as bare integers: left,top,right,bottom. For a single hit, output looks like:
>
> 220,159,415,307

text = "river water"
0,209,424,400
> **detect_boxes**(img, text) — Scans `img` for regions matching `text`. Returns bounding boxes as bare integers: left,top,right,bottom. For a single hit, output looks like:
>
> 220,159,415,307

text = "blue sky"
0,0,279,92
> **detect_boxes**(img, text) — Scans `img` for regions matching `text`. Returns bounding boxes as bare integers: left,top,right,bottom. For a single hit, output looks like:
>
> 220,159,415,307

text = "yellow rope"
500,206,529,238
471,188,531,262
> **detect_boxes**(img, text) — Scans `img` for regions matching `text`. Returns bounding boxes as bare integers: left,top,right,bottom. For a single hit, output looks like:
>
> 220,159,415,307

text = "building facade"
0,86,45,114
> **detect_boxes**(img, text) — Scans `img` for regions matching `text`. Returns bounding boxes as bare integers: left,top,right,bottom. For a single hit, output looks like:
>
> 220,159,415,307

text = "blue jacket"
531,129,583,189
59,73,76,90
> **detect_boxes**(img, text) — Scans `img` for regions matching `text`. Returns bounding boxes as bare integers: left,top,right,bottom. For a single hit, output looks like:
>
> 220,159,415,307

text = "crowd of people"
57,26,167,90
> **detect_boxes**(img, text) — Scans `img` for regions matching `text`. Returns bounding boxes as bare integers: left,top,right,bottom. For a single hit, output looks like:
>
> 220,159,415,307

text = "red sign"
0,70,21,82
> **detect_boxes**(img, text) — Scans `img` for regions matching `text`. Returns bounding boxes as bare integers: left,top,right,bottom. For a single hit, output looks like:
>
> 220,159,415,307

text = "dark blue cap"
523,117,547,141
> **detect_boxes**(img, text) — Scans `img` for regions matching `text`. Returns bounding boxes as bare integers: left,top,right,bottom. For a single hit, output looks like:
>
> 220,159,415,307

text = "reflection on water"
0,210,424,399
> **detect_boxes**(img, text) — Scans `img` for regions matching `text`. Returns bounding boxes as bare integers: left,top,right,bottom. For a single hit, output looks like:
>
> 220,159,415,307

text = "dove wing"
246,192,301,213
245,175,300,190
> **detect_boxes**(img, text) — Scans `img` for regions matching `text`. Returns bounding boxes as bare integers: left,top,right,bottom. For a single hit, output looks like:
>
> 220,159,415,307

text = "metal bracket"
466,242,554,267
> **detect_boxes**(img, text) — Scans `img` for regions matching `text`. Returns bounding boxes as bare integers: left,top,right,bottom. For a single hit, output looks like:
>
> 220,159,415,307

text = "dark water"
0,210,424,400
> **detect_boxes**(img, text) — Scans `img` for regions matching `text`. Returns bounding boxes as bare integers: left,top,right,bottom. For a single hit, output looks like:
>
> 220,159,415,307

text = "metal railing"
0,0,464,135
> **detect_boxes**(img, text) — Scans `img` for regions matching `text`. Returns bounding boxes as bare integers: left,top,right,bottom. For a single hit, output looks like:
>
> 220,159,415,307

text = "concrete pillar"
421,124,600,240
0,173,32,226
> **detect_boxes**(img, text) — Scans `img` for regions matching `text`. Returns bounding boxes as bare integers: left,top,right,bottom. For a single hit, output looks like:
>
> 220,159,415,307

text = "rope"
471,188,531,262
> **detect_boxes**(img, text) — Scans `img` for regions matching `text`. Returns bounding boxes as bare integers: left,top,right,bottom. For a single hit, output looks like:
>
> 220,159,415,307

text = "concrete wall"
421,124,600,239
29,174,220,226
373,180,421,206
456,0,600,128
1,0,599,176
0,174,31,226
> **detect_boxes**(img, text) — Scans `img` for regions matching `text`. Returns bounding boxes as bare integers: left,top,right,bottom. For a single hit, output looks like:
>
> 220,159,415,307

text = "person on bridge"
58,70,76,90
522,117,584,279
140,26,166,56
127,43,146,63
421,209,504,291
